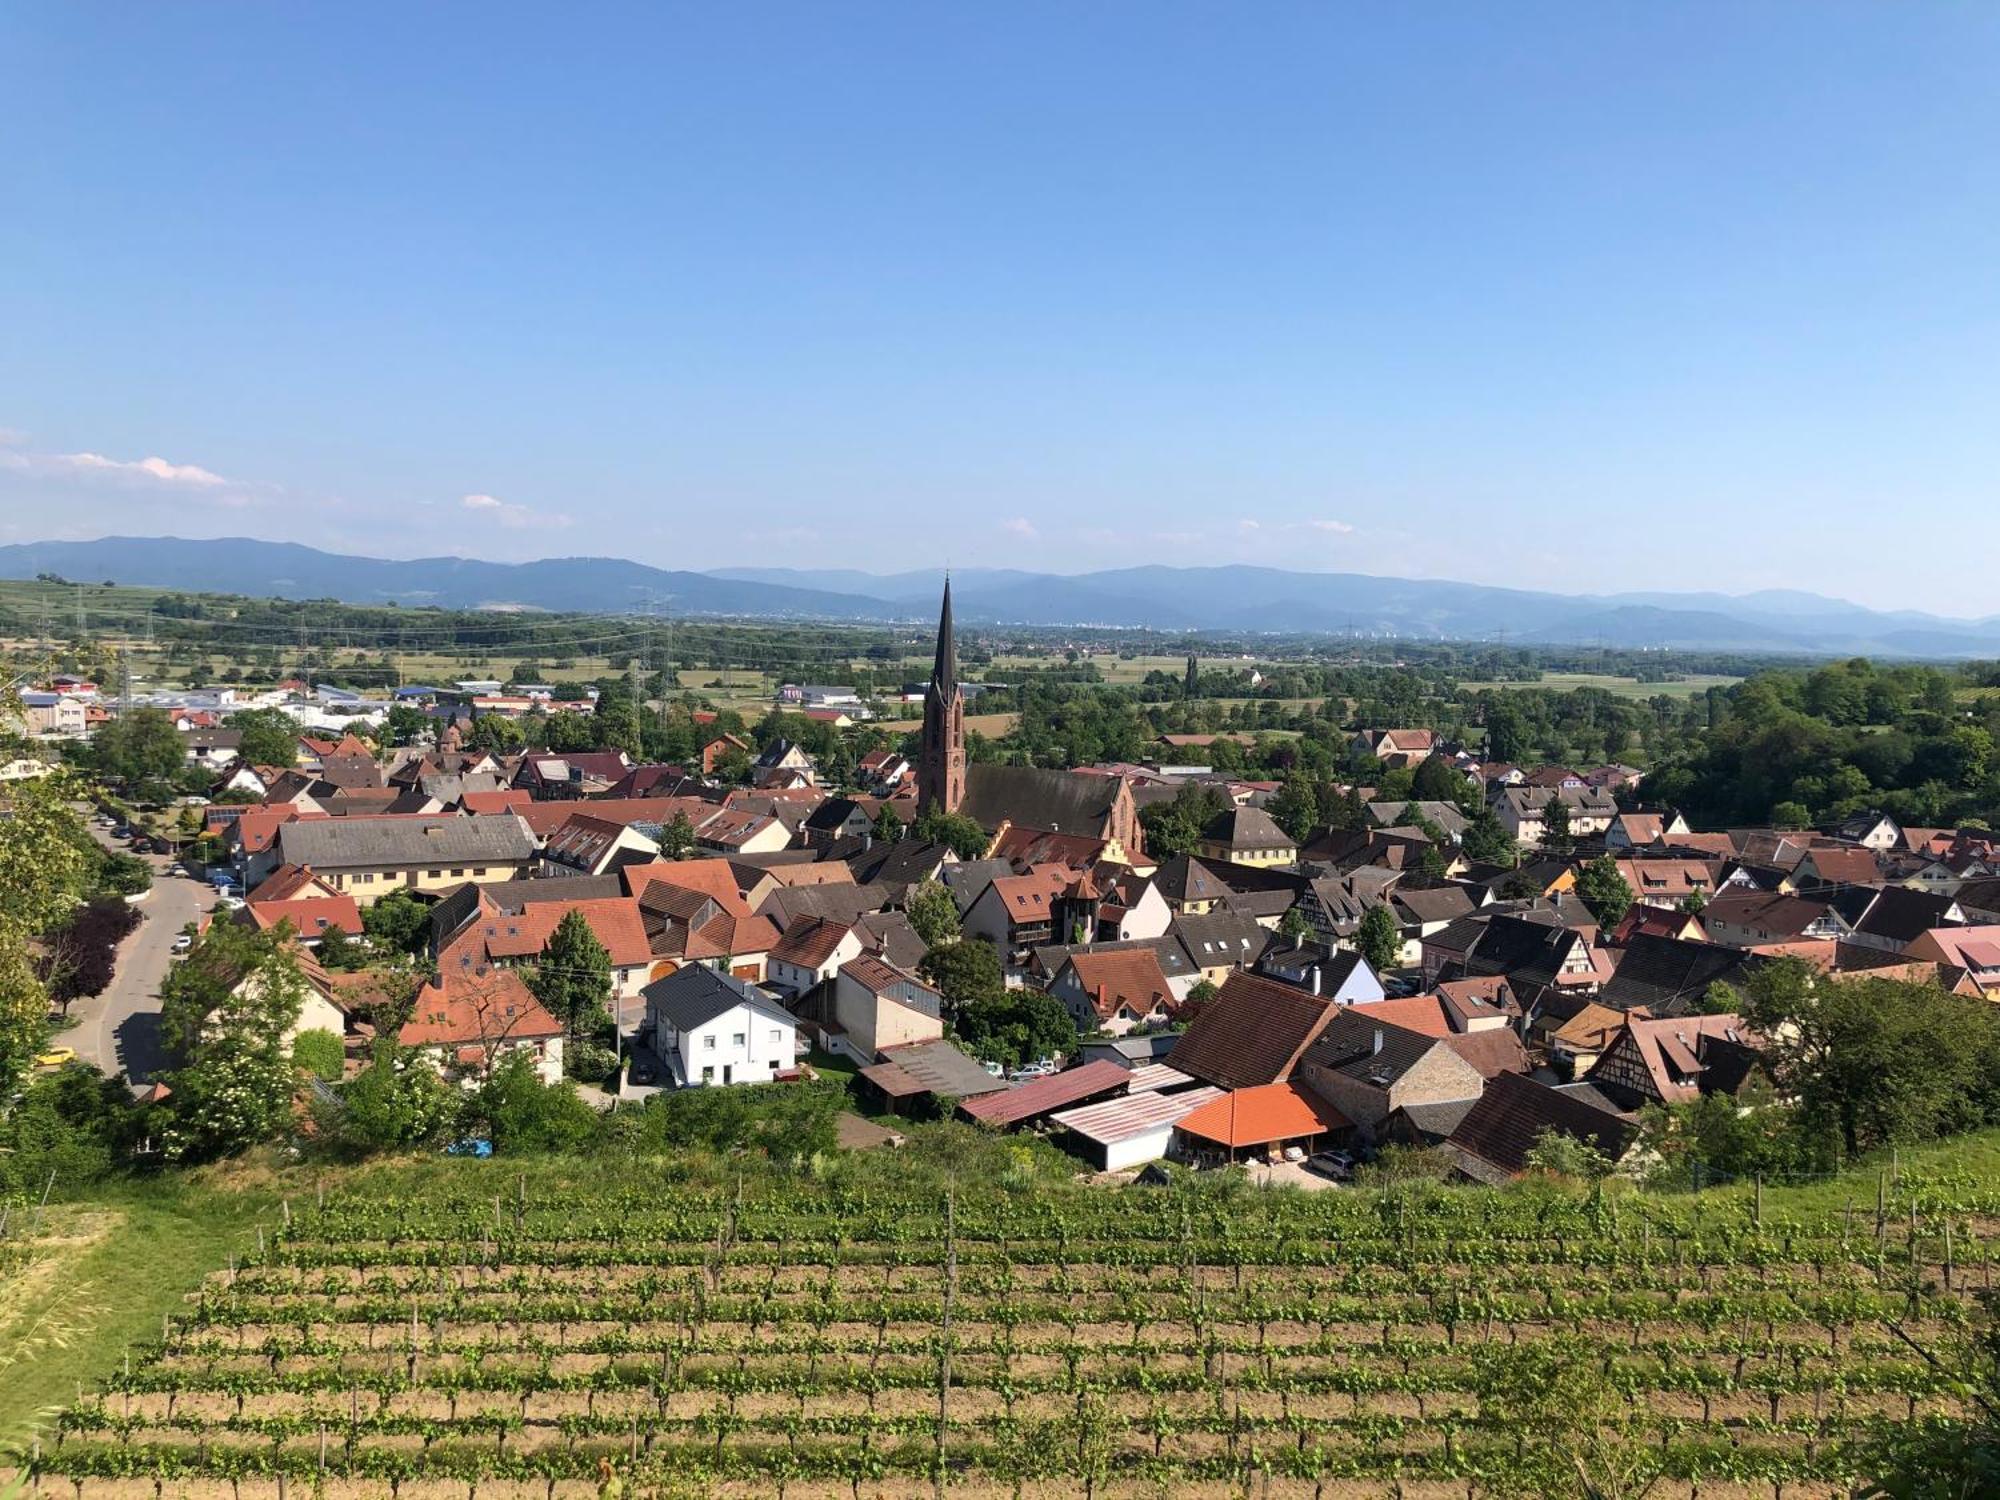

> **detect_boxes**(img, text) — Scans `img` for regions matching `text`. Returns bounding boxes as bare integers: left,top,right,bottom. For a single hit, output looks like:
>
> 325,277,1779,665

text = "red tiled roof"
1174,1081,1349,1149
474,897,653,968
400,969,561,1048
770,915,855,970
244,895,364,938
1066,947,1176,1022
622,860,749,915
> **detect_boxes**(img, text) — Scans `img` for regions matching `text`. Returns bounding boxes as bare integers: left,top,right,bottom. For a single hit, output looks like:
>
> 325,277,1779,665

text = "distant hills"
5,535,2000,657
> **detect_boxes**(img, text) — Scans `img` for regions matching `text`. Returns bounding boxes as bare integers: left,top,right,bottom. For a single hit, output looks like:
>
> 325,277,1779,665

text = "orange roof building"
1173,1081,1350,1159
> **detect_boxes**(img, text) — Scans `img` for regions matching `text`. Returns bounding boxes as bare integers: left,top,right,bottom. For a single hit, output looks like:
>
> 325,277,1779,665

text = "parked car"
1303,1150,1356,1181
34,1046,77,1069
172,933,194,953
217,894,246,911
445,1138,494,1158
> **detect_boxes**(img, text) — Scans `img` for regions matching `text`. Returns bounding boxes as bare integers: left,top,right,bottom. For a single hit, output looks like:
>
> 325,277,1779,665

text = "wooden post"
1753,1174,1763,1227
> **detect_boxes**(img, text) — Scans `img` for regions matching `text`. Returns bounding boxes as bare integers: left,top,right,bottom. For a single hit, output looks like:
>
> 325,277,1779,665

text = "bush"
563,1040,618,1086
612,1078,844,1163
0,1067,143,1198
40,897,141,1012
292,1028,345,1081
466,1051,601,1154
319,1044,464,1157
95,851,152,897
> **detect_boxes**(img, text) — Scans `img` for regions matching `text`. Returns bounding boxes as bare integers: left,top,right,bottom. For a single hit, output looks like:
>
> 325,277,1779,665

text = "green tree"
466,1050,601,1153
1277,905,1311,942
362,888,432,956
224,707,302,768
530,908,613,1039
1355,903,1401,973
870,802,904,845
90,706,185,784
314,924,363,971
911,806,990,859
1573,856,1634,928
157,923,309,1161
1520,1126,1615,1180
292,1027,345,1080
905,878,962,947
323,1041,464,1156
954,988,1076,1070
918,937,1005,1018
1411,755,1463,803
383,703,431,747
1541,793,1574,854
657,810,696,859
1266,777,1320,843
1742,959,2000,1159
468,713,525,752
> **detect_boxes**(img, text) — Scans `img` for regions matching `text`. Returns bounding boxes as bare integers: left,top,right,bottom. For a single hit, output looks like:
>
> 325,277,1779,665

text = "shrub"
292,1028,345,1081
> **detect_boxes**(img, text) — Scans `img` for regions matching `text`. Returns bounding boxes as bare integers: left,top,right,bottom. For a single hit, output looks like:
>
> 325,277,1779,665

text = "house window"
451,868,466,877
428,869,443,879
769,1029,782,1043
473,867,486,876
701,1066,714,1084
704,1035,716,1050
732,1033,746,1047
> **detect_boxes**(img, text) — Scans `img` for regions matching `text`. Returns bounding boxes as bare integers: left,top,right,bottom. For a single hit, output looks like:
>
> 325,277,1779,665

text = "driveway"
66,823,214,1089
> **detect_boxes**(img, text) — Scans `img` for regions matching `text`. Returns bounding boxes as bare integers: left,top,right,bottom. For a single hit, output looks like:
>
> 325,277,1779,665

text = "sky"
4,4,1999,612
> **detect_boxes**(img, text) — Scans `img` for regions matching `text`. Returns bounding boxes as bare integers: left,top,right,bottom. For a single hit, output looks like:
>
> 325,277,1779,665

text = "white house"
826,956,945,1064
643,965,800,1087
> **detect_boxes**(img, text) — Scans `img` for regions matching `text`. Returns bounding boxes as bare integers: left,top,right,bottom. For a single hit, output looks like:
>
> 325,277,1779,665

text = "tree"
918,938,1005,1018
39,897,139,1013
1355,904,1401,973
1277,905,1311,942
315,924,363,971
530,908,614,1039
905,878,962,947
911,806,990,860
1266,778,1320,843
465,1050,601,1153
322,1041,463,1156
292,1028,345,1080
657,810,696,860
953,988,1076,1070
1573,856,1634,928
1541,794,1574,854
1742,959,2000,1159
362,888,431,956
225,707,302,768
1320,782,1368,833
870,803,904,845
90,707,184,784
95,851,152,896
383,703,431,747
1177,977,1220,1030
468,713,525,752
1521,1126,1615,1181
157,923,309,1161
1411,755,1463,803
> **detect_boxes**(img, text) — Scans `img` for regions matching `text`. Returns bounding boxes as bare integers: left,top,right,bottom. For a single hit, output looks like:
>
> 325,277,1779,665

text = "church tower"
918,577,966,815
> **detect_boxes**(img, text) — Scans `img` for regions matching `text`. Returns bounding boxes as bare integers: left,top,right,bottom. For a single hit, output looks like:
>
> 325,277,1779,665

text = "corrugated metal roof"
1124,1062,1195,1094
959,1060,1132,1127
1051,1086,1224,1145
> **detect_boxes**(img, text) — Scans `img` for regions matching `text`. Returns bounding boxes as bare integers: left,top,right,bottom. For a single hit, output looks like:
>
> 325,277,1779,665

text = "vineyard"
19,1170,1998,1499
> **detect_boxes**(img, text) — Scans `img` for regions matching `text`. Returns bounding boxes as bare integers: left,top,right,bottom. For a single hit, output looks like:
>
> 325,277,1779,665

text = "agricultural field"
1457,672,1742,702
20,1170,1992,1498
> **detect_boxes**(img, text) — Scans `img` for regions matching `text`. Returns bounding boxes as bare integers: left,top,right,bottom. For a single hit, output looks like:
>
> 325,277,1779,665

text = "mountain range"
5,535,1999,657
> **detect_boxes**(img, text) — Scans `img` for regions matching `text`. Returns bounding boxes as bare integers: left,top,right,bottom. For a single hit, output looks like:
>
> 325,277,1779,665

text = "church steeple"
918,576,966,816
931,574,958,695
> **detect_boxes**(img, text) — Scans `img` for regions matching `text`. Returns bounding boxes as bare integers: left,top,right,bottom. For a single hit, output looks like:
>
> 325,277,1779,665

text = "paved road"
67,822,215,1089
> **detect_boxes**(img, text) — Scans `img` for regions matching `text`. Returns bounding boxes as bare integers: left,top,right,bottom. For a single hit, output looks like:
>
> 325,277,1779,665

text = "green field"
1459,671,1742,700
7,1130,2000,1494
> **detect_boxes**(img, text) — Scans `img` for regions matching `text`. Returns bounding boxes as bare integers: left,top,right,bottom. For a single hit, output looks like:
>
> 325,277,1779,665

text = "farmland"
1457,671,1742,702
20,1164,1993,1499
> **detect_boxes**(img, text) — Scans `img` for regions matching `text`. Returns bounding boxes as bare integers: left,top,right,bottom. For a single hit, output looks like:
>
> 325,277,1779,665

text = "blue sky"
4,4,1998,611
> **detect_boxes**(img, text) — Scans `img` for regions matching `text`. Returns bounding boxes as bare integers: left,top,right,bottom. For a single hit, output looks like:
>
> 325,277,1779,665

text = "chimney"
1310,965,1321,996
1372,1027,1385,1056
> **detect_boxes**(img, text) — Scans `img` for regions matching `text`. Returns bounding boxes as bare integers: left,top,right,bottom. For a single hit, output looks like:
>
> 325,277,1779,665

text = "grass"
1459,670,1742,700
0,1171,281,1451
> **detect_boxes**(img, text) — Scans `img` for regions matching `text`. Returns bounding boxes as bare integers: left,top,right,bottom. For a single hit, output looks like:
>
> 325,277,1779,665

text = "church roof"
959,763,1123,836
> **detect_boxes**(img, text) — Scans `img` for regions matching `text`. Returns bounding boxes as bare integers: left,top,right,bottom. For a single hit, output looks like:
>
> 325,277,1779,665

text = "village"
12,578,1994,1197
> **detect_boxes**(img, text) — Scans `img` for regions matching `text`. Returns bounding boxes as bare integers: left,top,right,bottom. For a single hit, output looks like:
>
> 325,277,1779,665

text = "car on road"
217,894,246,911
172,933,194,952
34,1046,77,1069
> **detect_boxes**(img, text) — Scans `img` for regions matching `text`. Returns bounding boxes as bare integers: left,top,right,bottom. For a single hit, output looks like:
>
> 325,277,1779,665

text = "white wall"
671,1005,797,1086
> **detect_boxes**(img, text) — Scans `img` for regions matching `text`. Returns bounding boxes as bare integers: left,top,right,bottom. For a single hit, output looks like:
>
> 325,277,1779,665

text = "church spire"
931,573,957,693
918,575,966,816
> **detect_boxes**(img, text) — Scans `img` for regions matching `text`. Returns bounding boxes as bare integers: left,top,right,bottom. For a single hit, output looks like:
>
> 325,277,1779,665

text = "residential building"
643,966,799,1087
273,815,536,904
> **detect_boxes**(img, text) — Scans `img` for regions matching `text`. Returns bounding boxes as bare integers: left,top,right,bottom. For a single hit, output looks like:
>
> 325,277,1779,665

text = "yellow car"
34,1046,77,1069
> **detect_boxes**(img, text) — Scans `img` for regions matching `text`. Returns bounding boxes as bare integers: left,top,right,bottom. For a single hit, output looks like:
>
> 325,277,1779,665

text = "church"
918,579,1143,859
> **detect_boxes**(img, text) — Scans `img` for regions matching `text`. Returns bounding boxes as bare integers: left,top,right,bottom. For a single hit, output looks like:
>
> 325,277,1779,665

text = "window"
450,868,466,877
703,1035,716,1050
731,1033,746,1048
427,869,443,879
769,1029,782,1043
701,1066,714,1084
473,867,487,876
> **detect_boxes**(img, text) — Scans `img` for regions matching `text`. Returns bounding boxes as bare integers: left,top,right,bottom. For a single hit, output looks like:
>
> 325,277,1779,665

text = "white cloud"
1000,517,1039,540
0,442,231,489
1300,518,1354,535
460,493,571,530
